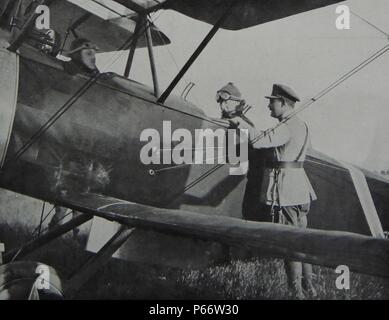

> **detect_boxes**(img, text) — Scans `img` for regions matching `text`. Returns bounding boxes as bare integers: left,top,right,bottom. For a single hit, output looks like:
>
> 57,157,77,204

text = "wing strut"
124,15,146,78
146,18,160,97
157,0,239,104
65,226,136,298
123,15,160,97
2,213,93,264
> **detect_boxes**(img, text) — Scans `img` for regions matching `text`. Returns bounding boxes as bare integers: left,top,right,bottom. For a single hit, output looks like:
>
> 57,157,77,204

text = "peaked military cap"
265,84,300,102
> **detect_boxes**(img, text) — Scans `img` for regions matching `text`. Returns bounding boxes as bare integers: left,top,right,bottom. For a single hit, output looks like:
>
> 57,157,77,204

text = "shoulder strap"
295,123,309,162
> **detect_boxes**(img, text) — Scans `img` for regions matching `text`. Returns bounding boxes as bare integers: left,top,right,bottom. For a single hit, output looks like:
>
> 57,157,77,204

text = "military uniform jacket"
249,110,317,206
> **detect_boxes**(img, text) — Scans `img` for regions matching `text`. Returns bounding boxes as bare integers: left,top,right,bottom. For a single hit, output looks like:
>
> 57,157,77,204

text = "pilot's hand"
99,72,116,80
228,119,240,129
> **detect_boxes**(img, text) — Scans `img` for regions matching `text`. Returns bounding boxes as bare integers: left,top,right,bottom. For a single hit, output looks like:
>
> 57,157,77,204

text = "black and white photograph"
0,0,388,305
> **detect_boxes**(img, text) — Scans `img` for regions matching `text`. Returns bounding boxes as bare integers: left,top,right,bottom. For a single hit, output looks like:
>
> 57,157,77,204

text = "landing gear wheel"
0,261,64,300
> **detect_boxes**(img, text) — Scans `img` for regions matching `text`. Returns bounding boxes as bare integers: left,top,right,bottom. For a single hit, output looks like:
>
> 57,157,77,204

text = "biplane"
0,0,388,299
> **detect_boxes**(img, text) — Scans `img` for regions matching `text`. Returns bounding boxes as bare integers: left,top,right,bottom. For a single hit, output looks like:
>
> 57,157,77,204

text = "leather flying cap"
218,82,242,98
265,84,300,102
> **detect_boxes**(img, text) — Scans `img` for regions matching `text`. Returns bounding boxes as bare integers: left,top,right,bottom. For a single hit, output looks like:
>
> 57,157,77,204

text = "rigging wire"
147,12,389,180
4,14,163,165
4,9,229,167
250,43,389,145
158,146,225,152
151,155,227,174
8,5,389,203
152,14,201,106
178,43,389,194
10,209,76,262
37,202,46,236
7,76,100,164
31,204,57,237
350,10,389,39
250,10,389,148
91,0,131,18
183,164,224,192
103,12,229,127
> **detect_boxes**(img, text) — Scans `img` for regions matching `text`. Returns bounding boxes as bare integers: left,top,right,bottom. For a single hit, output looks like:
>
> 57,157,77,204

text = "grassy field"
0,190,388,300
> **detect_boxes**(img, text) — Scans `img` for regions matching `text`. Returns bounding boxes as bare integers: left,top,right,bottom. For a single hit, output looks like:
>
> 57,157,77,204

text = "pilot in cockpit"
63,38,100,76
216,82,254,128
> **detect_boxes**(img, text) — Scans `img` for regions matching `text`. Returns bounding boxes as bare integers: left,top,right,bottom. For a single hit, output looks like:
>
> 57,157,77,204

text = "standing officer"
245,84,317,299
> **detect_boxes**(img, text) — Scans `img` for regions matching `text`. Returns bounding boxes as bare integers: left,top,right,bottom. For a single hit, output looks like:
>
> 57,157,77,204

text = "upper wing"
1,0,170,52
58,192,389,278
115,0,168,12
116,0,345,30
53,1,170,52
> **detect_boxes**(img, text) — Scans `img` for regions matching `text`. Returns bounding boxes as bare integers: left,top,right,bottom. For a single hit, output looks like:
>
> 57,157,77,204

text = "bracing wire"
4,10,230,167
151,13,202,106
31,204,57,237
179,43,389,193
250,43,389,145
37,202,46,236
4,13,164,166
11,209,76,262
91,0,130,18
351,10,389,39
7,5,389,198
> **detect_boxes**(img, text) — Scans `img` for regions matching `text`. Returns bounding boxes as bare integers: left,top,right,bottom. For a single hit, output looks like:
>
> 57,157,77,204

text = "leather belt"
266,161,304,169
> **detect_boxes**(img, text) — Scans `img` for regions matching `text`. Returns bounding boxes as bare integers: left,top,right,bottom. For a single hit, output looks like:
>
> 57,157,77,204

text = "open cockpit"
1,0,172,99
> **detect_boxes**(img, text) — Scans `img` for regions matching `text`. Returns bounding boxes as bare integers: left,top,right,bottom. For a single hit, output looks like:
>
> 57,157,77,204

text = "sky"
98,0,389,171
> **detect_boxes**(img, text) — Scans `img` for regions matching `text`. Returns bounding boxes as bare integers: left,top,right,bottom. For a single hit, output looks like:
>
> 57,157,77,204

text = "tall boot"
285,260,305,300
302,263,317,298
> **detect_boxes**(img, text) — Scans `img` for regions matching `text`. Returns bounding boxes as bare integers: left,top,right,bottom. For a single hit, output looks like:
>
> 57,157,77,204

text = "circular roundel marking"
0,261,63,300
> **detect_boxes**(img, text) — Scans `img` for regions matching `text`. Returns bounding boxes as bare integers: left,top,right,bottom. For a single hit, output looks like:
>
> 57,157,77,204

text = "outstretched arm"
248,123,291,149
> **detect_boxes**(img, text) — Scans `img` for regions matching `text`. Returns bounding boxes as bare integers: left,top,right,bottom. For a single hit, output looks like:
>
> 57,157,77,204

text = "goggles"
68,42,99,55
81,42,99,51
215,90,244,103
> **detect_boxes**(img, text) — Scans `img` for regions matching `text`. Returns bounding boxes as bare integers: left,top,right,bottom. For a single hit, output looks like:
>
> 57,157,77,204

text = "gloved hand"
228,119,240,129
